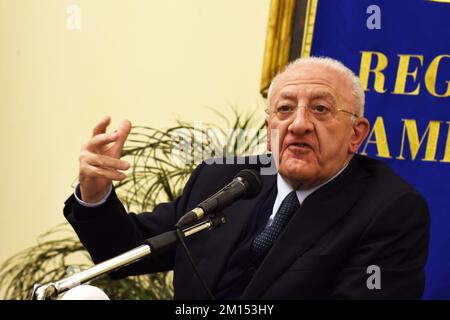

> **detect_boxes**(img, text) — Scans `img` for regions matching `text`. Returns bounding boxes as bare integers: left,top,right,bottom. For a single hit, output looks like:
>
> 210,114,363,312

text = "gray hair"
267,56,365,116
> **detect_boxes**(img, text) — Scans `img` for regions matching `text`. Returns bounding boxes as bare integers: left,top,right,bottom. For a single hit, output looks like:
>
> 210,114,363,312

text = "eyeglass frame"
264,104,360,121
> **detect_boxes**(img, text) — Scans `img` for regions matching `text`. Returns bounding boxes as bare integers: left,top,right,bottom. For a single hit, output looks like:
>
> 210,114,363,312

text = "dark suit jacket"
64,154,430,299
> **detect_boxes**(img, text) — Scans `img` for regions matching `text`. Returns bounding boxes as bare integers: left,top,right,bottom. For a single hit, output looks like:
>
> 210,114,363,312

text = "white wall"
0,0,269,272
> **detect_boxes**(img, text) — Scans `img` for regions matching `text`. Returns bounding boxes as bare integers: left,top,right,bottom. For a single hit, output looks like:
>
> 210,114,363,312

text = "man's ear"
349,117,370,154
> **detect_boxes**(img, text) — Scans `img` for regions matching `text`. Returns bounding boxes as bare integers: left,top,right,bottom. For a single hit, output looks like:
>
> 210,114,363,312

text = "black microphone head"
234,169,263,199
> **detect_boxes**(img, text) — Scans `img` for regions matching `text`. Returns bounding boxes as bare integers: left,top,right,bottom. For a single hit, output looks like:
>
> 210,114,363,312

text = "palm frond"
0,108,265,299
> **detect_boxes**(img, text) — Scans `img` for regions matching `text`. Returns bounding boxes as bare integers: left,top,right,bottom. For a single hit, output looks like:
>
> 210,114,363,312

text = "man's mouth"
283,142,315,157
287,142,313,150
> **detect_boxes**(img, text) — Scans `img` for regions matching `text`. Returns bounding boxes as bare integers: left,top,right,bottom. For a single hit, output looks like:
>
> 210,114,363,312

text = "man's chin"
279,158,315,183
281,154,313,169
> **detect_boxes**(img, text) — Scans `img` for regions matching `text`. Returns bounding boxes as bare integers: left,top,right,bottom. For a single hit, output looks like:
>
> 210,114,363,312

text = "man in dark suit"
64,57,430,299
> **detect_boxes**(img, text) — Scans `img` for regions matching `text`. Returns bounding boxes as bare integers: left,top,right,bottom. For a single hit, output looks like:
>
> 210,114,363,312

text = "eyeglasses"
265,104,359,122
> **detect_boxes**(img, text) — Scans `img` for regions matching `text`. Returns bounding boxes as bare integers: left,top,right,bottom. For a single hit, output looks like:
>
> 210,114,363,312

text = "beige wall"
0,0,269,268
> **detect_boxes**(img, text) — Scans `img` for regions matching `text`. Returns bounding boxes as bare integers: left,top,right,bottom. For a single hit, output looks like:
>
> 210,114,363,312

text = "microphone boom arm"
31,214,226,300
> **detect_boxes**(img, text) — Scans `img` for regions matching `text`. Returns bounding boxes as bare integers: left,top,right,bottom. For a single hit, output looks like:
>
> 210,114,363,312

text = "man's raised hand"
79,116,132,203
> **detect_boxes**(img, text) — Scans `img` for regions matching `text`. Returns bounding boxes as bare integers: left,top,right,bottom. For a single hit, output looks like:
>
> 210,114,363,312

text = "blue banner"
308,0,450,299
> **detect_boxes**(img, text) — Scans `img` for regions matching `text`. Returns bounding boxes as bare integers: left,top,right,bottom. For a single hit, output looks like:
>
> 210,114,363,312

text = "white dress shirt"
267,162,349,227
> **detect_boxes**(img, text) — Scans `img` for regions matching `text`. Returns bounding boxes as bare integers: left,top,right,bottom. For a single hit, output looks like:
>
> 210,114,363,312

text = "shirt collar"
276,161,350,206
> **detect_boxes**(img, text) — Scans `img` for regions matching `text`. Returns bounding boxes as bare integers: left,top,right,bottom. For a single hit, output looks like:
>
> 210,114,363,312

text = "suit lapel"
186,172,277,294
242,158,369,299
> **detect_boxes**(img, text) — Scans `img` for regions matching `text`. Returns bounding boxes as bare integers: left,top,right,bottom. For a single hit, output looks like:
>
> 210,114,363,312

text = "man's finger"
84,165,127,181
103,119,132,157
115,120,132,149
86,132,118,152
84,153,130,171
92,116,111,137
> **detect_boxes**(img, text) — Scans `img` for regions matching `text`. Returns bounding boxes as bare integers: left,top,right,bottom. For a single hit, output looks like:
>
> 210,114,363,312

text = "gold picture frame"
260,0,318,97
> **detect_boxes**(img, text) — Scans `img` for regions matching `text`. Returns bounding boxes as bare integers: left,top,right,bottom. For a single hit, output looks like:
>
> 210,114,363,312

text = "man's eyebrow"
310,90,337,103
279,91,297,99
278,90,338,104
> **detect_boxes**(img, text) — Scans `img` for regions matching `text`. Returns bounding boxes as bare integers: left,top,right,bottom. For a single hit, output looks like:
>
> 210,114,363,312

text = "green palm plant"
0,109,266,300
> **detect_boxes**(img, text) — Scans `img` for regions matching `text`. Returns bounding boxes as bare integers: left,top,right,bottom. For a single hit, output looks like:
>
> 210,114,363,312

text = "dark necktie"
250,190,300,262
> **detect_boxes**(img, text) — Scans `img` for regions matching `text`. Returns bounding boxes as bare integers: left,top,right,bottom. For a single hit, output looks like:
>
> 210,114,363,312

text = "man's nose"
288,106,314,134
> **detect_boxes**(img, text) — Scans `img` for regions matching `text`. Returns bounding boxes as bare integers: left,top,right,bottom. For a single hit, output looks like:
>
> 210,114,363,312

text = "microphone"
175,169,263,228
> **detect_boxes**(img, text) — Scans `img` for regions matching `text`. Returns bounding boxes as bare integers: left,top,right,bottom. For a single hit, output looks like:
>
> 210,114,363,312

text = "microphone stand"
31,214,226,300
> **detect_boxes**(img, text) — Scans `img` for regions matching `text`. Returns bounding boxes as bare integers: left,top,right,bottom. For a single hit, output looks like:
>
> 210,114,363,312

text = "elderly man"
64,57,430,299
